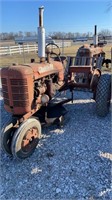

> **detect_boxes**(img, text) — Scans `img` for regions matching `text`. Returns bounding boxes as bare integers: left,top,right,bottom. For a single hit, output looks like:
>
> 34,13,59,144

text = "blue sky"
0,0,112,35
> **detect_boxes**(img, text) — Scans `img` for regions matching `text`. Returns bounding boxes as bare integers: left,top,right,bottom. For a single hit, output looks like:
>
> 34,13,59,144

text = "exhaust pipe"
93,25,98,46
38,6,45,62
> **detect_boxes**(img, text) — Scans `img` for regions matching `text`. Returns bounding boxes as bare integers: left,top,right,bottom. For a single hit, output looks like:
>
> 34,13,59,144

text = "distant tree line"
0,31,37,40
0,29,112,40
48,29,112,39
48,31,93,39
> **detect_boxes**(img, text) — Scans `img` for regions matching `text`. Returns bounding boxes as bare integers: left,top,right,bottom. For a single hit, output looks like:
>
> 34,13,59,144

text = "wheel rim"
21,127,39,153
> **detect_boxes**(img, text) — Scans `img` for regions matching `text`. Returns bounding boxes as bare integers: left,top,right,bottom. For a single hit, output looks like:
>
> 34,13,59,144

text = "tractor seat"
74,56,91,66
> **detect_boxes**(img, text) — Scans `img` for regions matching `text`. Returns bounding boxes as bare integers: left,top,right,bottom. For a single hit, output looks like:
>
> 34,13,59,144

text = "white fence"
0,42,72,56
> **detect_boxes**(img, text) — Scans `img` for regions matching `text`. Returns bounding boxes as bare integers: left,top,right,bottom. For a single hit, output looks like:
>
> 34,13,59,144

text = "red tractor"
1,7,111,160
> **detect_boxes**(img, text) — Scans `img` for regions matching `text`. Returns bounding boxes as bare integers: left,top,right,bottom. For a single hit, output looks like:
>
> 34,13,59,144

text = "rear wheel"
96,74,111,117
11,118,41,159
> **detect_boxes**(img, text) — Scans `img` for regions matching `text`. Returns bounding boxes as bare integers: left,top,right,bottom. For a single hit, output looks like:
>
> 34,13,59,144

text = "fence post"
62,37,64,55
27,43,29,53
9,45,11,55
35,44,37,53
22,44,25,63
19,44,22,54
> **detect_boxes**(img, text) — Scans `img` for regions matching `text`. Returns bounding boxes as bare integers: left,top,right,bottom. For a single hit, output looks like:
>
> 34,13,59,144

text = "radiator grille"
12,94,29,100
10,79,27,85
11,86,28,93
10,79,29,107
1,78,30,107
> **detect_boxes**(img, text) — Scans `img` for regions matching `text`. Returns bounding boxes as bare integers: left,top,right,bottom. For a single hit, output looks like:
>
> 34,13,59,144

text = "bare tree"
98,29,112,36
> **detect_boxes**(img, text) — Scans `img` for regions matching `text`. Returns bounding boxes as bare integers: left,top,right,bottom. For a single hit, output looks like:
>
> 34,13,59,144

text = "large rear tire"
11,118,41,160
96,74,111,117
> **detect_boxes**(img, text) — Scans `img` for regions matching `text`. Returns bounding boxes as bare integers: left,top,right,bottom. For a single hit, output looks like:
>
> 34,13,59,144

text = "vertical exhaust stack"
93,25,98,46
38,6,45,62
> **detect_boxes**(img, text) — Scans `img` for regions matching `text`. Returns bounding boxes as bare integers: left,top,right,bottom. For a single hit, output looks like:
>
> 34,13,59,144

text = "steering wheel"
45,43,61,61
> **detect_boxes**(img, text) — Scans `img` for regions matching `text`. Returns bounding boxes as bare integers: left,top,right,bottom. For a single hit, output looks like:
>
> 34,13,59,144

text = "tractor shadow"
37,96,111,160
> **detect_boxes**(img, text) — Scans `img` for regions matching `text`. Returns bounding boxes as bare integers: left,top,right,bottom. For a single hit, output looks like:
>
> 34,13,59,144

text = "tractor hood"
1,60,64,81
76,44,105,57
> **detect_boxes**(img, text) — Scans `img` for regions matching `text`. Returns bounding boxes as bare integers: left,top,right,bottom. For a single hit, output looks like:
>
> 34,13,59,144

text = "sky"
0,0,112,35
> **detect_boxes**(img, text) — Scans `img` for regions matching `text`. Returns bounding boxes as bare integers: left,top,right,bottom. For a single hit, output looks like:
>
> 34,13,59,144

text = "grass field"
0,43,111,72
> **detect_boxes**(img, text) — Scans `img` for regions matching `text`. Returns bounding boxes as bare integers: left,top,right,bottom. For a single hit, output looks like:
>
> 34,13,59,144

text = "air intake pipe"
93,25,98,46
38,6,45,62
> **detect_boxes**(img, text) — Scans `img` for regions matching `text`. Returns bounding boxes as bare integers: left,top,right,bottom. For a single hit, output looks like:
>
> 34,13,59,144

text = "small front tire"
1,118,16,156
11,118,41,160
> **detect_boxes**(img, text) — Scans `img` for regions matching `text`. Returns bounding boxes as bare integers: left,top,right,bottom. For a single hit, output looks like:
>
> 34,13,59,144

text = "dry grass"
0,40,15,47
0,43,111,71
0,52,40,67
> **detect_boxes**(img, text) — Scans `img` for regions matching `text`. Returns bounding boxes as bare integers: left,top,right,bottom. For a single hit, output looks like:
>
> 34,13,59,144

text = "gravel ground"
0,82,112,199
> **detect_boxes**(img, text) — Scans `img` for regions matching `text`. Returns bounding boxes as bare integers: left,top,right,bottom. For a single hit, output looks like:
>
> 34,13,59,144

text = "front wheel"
96,74,111,117
1,117,17,156
11,118,41,160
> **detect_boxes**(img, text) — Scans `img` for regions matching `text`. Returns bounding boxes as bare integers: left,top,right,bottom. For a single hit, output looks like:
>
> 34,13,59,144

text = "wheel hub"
22,127,39,152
